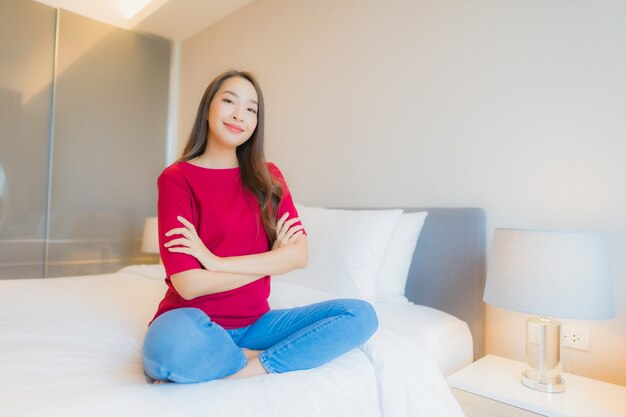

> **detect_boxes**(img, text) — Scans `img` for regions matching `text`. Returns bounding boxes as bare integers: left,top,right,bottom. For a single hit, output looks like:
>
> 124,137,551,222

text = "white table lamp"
141,217,160,260
483,228,614,393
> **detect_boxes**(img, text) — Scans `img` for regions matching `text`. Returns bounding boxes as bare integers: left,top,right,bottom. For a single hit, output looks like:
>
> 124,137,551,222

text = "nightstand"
447,355,626,417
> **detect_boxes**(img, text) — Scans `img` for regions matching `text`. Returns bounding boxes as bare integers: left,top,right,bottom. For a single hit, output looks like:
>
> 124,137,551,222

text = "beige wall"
178,0,626,385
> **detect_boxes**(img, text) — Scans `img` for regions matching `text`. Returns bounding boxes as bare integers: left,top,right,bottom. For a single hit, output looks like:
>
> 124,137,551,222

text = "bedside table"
447,355,626,417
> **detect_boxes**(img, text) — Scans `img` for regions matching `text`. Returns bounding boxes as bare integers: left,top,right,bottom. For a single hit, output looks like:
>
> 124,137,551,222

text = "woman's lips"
224,123,244,133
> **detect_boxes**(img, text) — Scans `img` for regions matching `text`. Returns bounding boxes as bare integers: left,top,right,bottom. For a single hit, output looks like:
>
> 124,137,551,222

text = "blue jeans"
142,299,378,383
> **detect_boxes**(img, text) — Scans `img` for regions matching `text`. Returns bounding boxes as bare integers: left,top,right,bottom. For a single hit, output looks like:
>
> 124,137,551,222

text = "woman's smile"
224,122,244,133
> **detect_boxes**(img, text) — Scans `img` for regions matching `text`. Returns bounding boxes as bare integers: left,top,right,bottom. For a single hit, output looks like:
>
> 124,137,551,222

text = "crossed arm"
166,215,308,300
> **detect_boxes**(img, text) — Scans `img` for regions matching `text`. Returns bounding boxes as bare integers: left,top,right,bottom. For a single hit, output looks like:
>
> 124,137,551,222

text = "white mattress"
267,276,473,377
0,265,470,417
374,302,473,377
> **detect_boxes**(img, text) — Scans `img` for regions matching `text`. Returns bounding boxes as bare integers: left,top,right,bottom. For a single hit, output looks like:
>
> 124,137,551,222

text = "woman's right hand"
272,212,304,251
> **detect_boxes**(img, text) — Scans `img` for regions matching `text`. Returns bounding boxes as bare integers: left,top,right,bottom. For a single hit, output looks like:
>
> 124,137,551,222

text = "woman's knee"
338,299,379,343
142,308,246,383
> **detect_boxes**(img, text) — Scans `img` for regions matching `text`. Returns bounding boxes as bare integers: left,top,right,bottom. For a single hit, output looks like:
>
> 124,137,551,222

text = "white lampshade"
141,217,160,254
484,228,614,320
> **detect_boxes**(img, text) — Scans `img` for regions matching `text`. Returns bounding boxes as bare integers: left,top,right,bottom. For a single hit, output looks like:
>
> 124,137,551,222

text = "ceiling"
34,0,255,41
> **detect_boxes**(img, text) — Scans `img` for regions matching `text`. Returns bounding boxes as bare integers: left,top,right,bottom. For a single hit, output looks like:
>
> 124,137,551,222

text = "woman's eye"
248,108,257,114
222,98,233,104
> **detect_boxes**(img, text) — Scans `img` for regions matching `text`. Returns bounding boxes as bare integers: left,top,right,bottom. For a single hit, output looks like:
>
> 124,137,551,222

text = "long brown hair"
177,70,283,245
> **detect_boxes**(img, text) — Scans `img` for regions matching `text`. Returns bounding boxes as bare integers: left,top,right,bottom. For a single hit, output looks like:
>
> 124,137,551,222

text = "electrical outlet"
562,327,590,351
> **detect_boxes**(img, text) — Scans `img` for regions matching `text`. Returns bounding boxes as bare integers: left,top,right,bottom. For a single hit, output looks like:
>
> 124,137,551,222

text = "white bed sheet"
0,265,467,417
121,264,473,376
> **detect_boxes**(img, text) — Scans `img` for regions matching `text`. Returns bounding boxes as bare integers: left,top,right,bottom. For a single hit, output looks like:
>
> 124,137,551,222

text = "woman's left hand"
272,212,304,251
164,216,221,271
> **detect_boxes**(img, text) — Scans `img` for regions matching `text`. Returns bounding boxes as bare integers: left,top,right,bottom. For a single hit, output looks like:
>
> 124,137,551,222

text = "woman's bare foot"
151,349,265,384
225,356,269,379
242,348,262,360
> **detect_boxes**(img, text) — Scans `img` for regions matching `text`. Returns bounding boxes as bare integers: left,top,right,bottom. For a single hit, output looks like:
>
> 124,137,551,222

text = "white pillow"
375,211,428,304
279,204,403,300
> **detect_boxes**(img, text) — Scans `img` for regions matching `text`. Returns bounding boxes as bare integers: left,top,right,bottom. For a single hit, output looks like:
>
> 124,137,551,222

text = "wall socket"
562,327,590,351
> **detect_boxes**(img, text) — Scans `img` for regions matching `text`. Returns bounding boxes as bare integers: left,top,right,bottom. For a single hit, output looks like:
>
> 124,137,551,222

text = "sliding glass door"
0,1,170,279
0,1,55,279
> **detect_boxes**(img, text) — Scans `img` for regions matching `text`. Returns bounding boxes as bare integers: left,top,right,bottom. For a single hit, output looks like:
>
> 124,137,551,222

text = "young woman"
141,70,378,384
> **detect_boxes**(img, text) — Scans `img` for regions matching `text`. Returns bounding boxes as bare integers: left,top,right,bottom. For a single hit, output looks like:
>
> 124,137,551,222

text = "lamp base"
522,316,565,393
522,369,565,393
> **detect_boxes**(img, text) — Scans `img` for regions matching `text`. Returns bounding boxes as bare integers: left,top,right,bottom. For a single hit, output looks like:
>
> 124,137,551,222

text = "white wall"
178,0,626,385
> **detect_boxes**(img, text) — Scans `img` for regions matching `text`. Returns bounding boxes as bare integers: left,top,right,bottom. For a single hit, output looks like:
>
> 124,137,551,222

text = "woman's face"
206,76,259,148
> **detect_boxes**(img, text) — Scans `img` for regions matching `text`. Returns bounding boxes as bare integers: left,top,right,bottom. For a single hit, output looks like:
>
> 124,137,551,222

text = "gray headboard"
404,207,486,360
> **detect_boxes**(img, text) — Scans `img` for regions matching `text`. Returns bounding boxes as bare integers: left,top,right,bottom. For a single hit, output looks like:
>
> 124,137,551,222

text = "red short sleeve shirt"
149,161,306,329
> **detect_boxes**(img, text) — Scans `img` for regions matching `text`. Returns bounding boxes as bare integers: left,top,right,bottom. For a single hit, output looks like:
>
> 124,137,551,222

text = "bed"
0,206,486,417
